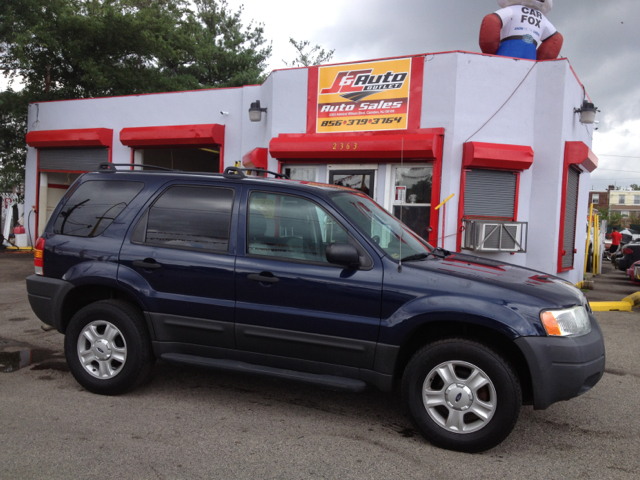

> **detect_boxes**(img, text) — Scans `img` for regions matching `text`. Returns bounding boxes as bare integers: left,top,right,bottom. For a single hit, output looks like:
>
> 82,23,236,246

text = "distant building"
609,189,640,221
588,189,609,210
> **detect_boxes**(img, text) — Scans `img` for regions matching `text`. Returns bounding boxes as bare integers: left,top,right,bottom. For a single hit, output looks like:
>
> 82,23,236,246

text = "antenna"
398,138,404,273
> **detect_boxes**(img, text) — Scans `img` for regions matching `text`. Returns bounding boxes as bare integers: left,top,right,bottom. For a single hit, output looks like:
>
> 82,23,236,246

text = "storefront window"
329,170,375,198
283,166,318,182
392,166,432,239
331,191,431,261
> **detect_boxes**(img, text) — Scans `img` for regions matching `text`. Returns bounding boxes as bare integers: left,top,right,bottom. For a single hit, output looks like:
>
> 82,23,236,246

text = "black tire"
401,338,521,453
64,300,155,395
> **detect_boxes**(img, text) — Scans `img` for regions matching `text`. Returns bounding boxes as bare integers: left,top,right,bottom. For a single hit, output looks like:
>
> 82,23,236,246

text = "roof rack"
223,167,289,179
95,164,289,180
98,163,176,172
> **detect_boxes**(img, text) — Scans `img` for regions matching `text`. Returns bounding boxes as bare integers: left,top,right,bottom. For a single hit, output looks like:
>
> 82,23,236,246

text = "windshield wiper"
431,247,451,257
400,253,431,262
401,247,451,262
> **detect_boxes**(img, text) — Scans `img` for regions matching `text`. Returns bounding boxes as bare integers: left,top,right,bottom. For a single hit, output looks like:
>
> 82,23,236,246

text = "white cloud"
591,118,640,190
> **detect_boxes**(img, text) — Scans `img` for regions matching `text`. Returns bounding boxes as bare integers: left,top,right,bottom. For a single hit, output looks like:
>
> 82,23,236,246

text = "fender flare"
381,294,541,345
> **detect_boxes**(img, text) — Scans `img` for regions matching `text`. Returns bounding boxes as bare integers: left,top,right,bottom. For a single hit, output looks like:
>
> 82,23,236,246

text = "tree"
0,0,272,190
630,184,640,191
283,38,334,68
0,89,28,194
596,206,623,227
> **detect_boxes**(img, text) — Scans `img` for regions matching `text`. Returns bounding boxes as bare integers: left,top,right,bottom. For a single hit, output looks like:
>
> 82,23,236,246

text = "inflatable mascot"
479,0,563,60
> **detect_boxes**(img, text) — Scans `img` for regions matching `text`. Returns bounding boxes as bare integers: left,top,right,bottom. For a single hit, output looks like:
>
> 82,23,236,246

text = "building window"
618,194,625,205
392,165,433,239
591,193,599,204
634,195,640,205
621,211,630,217
135,148,219,173
283,165,318,182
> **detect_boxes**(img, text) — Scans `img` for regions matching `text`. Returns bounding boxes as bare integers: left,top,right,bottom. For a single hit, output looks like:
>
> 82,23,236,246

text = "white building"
24,51,598,284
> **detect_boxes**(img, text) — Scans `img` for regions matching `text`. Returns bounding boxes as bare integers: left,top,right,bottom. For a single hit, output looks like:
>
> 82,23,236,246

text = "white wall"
25,52,595,283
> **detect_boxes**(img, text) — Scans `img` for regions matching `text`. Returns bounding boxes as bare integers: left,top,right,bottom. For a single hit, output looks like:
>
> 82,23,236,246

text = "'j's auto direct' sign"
316,58,412,134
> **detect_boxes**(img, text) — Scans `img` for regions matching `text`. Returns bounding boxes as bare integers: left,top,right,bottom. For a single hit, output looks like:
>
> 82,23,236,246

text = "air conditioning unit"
463,220,527,253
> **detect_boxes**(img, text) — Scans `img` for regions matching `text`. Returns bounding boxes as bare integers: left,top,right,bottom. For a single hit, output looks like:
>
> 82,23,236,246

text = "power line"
595,168,640,173
591,178,640,181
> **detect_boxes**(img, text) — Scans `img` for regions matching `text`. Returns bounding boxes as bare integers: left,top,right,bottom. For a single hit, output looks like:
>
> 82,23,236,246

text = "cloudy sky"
228,0,640,191
2,1,637,190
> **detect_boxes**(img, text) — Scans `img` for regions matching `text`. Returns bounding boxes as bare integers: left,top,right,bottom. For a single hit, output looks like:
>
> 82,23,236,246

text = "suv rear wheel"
64,300,155,395
401,338,521,453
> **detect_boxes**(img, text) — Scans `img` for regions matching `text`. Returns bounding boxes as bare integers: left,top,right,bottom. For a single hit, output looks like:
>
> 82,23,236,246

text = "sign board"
316,58,412,134
395,186,407,203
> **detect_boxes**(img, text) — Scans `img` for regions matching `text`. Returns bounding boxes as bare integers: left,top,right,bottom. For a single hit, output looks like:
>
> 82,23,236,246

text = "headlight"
540,306,591,337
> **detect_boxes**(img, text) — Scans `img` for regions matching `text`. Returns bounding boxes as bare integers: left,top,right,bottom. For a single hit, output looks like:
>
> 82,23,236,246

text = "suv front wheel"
64,300,155,395
401,338,521,453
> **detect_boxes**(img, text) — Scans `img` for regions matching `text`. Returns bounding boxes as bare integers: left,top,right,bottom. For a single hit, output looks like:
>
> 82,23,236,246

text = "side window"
52,180,144,237
247,192,349,263
132,186,234,252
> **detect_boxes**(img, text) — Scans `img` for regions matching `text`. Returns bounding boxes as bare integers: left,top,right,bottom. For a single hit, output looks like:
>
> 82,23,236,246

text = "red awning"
269,130,443,161
26,128,113,148
564,141,598,172
463,142,534,171
242,148,268,169
119,124,225,148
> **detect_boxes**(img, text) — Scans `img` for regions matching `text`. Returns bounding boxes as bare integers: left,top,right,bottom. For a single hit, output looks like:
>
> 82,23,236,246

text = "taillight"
34,237,45,275
623,247,633,255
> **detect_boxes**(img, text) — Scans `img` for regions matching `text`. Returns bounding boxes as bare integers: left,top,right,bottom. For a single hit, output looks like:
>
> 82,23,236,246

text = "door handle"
133,260,162,270
248,273,279,284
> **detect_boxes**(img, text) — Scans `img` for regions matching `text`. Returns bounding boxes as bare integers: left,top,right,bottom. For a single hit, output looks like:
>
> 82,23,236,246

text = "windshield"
330,191,432,260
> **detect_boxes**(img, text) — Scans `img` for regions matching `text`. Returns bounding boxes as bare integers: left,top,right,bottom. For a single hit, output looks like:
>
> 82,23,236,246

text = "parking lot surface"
1,252,639,479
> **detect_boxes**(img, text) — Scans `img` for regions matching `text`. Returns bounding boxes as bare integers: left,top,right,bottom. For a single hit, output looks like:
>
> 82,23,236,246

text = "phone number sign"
316,58,412,134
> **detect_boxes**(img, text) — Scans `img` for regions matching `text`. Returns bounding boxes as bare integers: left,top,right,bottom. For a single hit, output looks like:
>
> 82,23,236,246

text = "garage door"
39,148,109,172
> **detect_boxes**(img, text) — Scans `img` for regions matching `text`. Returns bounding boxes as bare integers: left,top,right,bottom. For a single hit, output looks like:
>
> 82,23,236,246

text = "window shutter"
39,148,109,172
562,167,580,269
464,170,517,218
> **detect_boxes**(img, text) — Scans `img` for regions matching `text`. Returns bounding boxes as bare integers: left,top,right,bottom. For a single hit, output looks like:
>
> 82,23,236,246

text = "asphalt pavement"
583,261,640,303
1,252,639,479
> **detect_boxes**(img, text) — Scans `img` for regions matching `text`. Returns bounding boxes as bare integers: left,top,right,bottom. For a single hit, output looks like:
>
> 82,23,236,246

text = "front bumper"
26,274,73,333
515,315,605,410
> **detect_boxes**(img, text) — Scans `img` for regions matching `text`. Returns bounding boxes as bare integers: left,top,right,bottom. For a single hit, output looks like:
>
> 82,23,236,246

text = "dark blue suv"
26,166,605,452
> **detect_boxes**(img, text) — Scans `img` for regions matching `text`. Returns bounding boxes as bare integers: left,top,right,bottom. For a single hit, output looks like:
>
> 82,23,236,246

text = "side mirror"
326,243,360,269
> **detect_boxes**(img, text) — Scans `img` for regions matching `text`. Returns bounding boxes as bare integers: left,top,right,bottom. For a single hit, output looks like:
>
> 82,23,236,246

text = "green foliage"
0,90,29,193
283,38,334,67
0,0,272,189
188,0,271,88
630,184,640,191
596,206,623,227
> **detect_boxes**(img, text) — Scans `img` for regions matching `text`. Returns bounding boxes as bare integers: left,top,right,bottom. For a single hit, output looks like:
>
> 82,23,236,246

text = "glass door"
391,165,433,239
329,169,376,199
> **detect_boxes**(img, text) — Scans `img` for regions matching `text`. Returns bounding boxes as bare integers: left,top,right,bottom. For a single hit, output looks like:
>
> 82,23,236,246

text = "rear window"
52,180,144,237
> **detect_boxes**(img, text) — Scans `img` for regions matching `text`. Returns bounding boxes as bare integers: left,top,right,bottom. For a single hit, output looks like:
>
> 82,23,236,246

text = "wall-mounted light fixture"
248,100,267,122
574,87,599,124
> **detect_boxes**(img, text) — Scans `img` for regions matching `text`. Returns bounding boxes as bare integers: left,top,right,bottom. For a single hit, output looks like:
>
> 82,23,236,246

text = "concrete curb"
622,292,640,306
590,302,632,312
590,292,640,312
